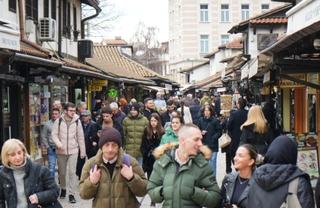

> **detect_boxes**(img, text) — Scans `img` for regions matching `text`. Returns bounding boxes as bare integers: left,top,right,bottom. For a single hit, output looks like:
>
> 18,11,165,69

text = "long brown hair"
146,113,165,139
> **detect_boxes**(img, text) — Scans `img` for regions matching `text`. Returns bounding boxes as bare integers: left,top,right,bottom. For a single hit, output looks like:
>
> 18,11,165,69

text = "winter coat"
247,135,314,208
147,144,221,208
189,104,201,125
82,121,100,158
220,172,251,208
197,116,222,152
41,119,56,148
79,149,147,208
160,127,178,145
51,114,86,157
227,108,248,155
113,110,126,127
247,164,314,208
239,124,273,155
161,111,171,127
315,177,320,208
0,159,61,208
140,129,163,173
122,113,149,158
143,108,160,120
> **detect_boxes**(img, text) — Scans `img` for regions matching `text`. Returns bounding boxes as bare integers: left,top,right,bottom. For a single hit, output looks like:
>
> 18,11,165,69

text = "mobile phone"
123,154,131,166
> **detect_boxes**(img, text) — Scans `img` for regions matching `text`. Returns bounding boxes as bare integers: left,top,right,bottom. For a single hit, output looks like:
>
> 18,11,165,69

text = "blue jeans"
209,152,218,177
136,157,143,166
47,147,57,177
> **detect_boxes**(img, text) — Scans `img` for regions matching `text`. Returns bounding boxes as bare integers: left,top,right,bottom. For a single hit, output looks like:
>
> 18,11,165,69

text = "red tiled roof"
226,38,243,49
250,17,288,24
93,45,164,79
20,41,49,58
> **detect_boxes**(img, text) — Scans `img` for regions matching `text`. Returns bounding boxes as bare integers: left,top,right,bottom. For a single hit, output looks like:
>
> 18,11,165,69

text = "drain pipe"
81,2,101,39
58,0,63,57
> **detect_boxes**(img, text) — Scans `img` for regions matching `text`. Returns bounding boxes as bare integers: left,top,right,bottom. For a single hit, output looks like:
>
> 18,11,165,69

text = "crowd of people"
0,91,319,208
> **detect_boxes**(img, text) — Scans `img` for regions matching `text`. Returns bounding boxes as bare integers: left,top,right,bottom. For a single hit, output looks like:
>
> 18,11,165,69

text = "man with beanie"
79,127,147,208
123,103,148,165
247,135,314,208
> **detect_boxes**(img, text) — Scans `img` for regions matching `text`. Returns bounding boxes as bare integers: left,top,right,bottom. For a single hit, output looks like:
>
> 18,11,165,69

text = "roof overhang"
81,0,100,10
262,20,320,56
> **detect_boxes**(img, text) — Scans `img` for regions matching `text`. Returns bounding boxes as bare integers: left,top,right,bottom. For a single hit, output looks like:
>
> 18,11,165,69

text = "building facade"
168,0,283,84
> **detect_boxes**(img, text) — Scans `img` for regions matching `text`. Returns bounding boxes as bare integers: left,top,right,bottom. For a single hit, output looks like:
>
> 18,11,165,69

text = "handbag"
219,133,231,148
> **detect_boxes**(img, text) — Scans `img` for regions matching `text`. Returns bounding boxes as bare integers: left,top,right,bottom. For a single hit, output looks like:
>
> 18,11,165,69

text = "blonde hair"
1,138,29,168
241,105,268,134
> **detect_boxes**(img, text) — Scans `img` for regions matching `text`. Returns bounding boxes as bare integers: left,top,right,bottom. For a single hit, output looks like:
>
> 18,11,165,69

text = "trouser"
225,150,233,173
47,147,57,177
209,152,218,177
76,151,86,179
57,153,78,195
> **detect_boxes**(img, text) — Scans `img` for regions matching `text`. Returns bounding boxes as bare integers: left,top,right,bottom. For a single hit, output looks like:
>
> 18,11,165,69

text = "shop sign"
88,85,102,91
165,84,172,90
0,20,20,50
263,71,270,83
287,0,320,35
279,73,305,88
92,79,108,86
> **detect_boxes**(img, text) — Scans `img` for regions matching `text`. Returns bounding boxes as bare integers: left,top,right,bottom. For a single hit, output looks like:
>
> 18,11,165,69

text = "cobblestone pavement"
58,151,227,208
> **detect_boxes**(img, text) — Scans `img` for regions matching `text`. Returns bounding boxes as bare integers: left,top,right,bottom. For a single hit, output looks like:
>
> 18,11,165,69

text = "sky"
99,0,168,43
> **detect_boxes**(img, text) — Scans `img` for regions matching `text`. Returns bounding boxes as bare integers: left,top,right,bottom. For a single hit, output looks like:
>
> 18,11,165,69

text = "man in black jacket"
226,97,248,173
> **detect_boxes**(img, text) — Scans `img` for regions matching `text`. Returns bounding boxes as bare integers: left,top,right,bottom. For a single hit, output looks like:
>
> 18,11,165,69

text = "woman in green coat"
160,115,183,145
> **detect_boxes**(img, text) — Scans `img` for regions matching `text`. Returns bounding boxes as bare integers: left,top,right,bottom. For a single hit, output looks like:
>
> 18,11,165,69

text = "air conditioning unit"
78,39,93,61
39,18,56,41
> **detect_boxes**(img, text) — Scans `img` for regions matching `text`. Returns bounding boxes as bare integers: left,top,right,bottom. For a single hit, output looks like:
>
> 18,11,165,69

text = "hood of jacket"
264,135,297,165
153,142,212,161
253,163,307,191
128,112,144,120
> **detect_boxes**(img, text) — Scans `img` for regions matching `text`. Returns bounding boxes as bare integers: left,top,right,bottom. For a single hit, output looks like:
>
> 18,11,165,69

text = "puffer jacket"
122,113,148,158
79,149,147,208
52,114,86,157
220,172,251,208
160,127,178,145
0,159,61,208
197,116,222,152
147,144,222,208
247,164,314,208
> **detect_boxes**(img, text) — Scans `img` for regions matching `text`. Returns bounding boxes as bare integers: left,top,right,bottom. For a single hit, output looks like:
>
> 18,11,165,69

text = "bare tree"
82,0,121,38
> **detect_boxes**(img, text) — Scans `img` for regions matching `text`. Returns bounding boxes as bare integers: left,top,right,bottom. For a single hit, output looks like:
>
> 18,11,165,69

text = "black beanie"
130,103,140,112
99,127,122,148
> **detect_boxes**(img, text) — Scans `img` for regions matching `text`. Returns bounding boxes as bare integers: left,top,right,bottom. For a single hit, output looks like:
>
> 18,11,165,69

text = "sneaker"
69,195,76,203
60,189,66,198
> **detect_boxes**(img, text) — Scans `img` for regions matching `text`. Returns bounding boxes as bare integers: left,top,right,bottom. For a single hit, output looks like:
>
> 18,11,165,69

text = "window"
200,35,209,54
221,4,229,22
62,0,71,37
51,0,56,19
73,6,79,40
9,0,16,13
221,35,229,45
241,4,249,20
261,4,269,13
44,0,49,17
26,0,38,21
200,4,208,22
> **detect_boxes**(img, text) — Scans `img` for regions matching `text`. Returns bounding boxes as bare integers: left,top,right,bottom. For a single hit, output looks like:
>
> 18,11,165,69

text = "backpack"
280,178,302,208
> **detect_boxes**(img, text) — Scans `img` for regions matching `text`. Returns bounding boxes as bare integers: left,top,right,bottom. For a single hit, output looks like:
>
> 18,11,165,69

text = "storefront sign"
279,73,305,88
92,79,108,86
0,17,20,50
287,0,320,35
89,85,102,91
263,71,270,83
165,84,172,90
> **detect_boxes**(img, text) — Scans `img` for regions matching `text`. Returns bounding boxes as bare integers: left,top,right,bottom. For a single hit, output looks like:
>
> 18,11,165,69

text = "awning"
143,85,167,94
262,20,320,55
